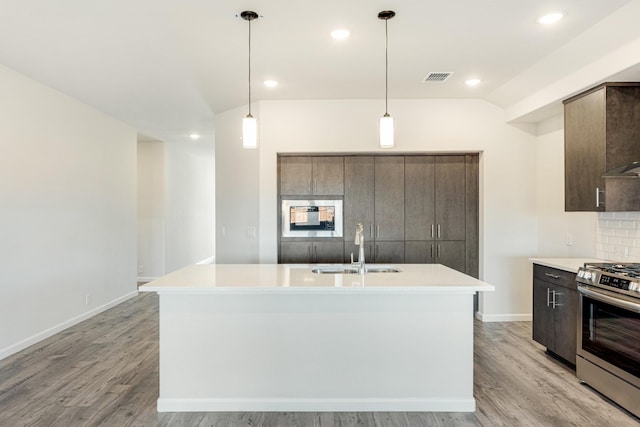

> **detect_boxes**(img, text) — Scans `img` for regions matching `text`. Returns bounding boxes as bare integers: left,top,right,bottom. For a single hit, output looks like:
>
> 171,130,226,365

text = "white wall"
216,99,539,321
0,63,137,359
164,139,216,272
137,140,166,279
215,105,260,263
534,126,598,258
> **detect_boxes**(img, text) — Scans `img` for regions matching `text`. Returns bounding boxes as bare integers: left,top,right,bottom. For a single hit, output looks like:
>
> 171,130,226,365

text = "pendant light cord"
248,18,252,116
384,18,389,116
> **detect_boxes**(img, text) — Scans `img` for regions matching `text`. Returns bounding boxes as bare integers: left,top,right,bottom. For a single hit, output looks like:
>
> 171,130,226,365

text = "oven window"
582,296,640,378
289,206,335,231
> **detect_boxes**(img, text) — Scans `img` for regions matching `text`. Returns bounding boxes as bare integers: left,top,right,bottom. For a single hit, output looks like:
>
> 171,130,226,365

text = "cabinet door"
280,157,312,196
532,279,553,350
435,156,466,240
404,241,434,264
312,240,344,264
313,157,344,195
405,156,435,241
553,285,578,365
279,242,311,263
564,88,605,211
374,157,405,241
343,242,374,264
374,241,405,263
344,156,375,242
435,240,466,273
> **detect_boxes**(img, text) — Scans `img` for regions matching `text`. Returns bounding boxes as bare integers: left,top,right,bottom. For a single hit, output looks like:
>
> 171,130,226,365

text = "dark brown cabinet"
343,156,375,243
279,153,477,272
279,240,344,264
532,264,578,365
404,155,474,275
374,157,405,241
564,83,640,212
279,156,344,196
343,156,404,263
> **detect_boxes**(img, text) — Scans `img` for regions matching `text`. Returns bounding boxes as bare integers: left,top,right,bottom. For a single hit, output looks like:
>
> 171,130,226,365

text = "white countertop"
528,257,609,273
139,263,495,295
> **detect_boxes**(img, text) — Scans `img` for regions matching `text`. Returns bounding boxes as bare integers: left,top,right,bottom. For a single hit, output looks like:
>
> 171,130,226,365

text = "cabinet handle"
308,246,312,262
313,246,317,262
430,244,434,259
546,288,551,307
370,224,374,239
552,291,562,309
376,224,380,239
431,224,435,238
375,245,379,260
308,179,312,194
437,224,441,239
314,179,317,194
596,187,605,207
544,273,561,280
436,244,441,258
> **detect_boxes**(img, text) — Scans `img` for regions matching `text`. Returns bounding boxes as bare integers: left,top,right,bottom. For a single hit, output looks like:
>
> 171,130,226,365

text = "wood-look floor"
1,292,638,427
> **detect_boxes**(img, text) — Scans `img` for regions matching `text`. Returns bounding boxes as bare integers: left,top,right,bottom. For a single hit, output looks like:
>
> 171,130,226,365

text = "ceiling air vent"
423,72,454,83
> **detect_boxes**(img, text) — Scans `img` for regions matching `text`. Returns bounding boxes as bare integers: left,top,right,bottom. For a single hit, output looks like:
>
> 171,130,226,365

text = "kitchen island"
139,263,494,413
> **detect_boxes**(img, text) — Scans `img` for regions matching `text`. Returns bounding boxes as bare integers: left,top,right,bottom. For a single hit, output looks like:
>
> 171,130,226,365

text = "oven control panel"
577,267,640,296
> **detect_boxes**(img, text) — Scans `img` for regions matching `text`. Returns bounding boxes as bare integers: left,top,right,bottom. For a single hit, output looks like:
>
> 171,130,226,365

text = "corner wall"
534,126,597,258
216,99,539,321
0,63,137,359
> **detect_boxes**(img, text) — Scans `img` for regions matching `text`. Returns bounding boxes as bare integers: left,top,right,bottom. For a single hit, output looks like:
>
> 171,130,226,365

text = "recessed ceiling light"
264,80,278,88
189,133,200,140
538,11,566,25
465,79,481,87
331,29,350,40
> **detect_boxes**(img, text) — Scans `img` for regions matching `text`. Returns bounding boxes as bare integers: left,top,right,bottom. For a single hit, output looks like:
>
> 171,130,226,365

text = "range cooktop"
577,262,640,298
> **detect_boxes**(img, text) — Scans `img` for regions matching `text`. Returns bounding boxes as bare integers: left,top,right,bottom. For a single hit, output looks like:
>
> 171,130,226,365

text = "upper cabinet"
564,83,640,212
279,156,344,196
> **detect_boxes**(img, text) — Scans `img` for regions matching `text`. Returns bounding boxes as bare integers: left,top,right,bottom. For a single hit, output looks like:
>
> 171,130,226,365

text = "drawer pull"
544,273,561,280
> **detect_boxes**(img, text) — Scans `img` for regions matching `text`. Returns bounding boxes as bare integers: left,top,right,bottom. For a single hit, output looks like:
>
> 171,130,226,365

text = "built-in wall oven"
281,199,343,238
576,263,640,418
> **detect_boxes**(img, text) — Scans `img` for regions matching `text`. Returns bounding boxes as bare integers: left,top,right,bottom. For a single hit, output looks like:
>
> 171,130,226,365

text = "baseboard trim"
0,290,139,361
137,276,159,283
476,312,532,322
156,397,476,413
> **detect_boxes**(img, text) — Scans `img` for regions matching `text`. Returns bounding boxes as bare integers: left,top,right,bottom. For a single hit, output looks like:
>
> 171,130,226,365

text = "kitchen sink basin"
365,266,401,273
311,265,401,274
311,266,359,274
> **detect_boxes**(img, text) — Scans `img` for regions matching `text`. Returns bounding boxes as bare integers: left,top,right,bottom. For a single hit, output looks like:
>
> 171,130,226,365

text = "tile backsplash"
597,212,640,262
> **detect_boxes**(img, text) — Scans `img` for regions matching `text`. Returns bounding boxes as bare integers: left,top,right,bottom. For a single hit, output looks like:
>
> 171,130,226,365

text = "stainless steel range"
576,263,640,418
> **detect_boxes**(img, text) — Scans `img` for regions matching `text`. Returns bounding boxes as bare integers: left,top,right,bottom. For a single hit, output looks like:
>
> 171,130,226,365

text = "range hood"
603,161,640,178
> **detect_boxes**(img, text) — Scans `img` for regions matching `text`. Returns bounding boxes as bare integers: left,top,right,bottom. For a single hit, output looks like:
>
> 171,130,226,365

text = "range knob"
583,271,592,281
630,282,640,292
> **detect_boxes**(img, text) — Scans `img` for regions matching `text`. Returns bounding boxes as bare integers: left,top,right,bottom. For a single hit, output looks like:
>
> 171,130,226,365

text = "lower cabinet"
280,240,344,264
404,241,466,273
532,264,578,365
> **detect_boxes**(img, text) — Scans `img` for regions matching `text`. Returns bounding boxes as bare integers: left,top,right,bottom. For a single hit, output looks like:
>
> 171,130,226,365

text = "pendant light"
241,11,258,149
378,10,395,149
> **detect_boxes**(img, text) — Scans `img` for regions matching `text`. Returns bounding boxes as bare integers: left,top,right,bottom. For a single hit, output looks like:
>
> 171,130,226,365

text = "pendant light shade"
241,10,258,149
379,114,394,148
378,10,395,149
242,115,257,149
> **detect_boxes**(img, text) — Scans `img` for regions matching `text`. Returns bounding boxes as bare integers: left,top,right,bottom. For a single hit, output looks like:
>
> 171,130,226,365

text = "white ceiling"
0,0,636,143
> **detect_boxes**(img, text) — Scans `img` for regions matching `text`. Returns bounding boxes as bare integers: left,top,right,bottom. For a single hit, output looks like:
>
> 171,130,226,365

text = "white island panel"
159,292,474,412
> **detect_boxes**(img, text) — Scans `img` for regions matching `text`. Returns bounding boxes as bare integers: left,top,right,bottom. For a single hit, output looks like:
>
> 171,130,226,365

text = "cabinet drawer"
533,264,576,290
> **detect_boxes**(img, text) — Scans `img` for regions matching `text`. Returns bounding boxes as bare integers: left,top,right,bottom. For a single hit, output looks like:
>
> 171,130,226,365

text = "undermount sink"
311,265,401,274
365,266,401,273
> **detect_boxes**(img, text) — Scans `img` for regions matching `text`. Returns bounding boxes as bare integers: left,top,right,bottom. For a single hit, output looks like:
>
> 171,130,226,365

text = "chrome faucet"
355,223,366,275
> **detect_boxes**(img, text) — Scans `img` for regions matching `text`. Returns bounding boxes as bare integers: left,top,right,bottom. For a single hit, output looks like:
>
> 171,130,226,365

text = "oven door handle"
578,286,640,314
